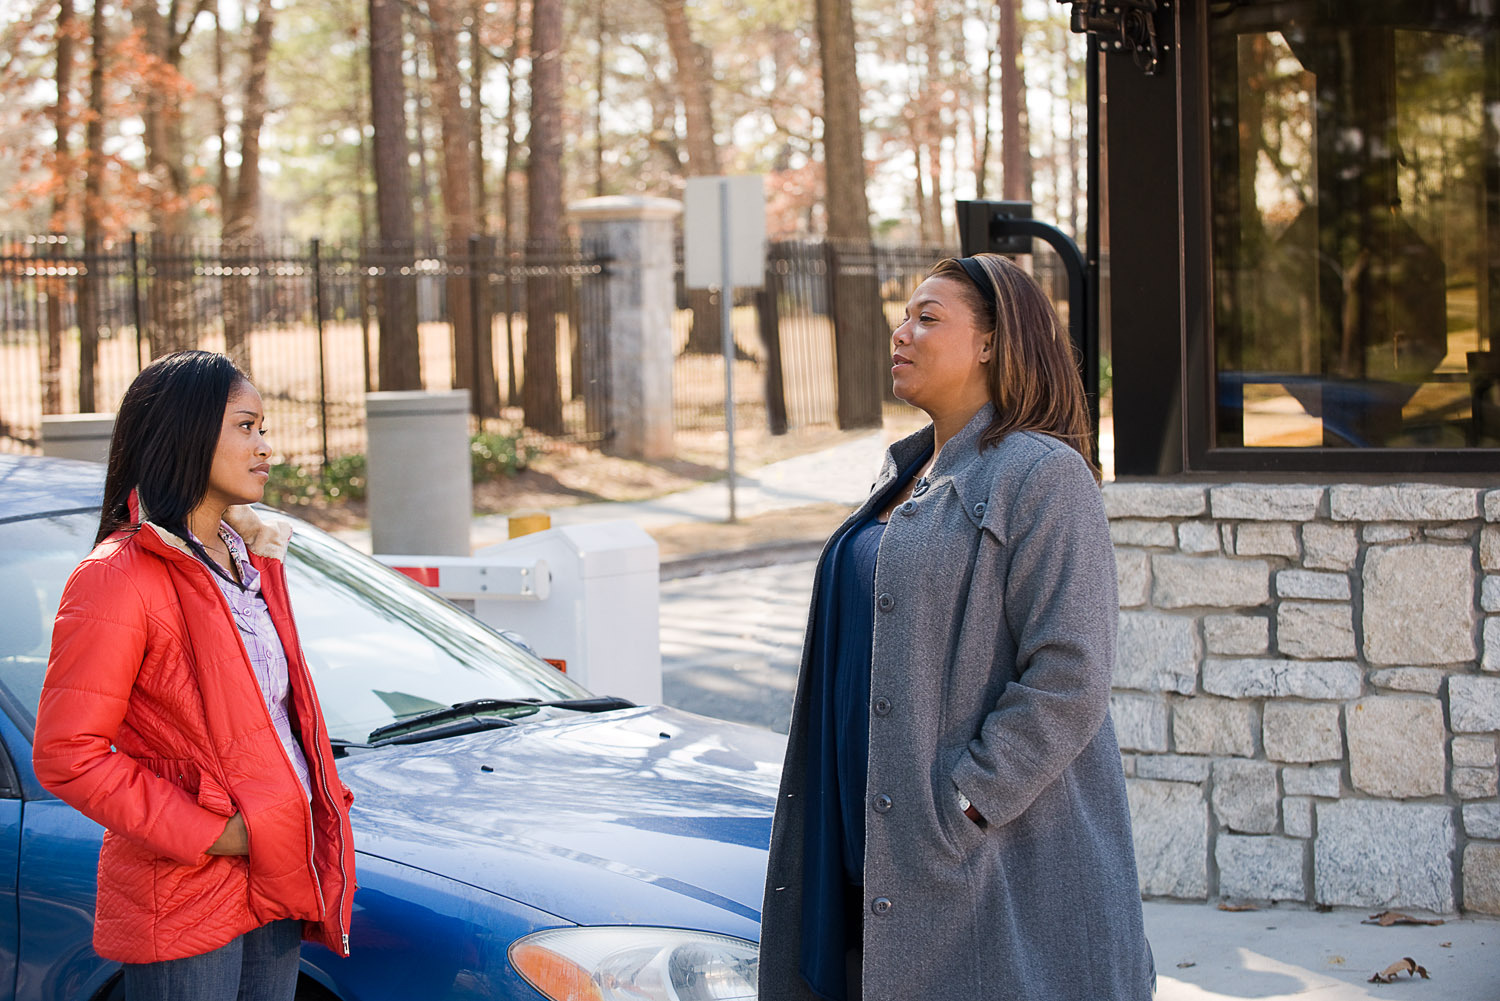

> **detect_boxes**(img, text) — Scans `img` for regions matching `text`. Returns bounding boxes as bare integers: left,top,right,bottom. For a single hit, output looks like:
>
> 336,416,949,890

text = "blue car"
0,453,779,1001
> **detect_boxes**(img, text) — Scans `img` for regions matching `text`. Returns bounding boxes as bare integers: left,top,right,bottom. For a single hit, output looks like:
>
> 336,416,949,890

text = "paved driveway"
659,560,814,733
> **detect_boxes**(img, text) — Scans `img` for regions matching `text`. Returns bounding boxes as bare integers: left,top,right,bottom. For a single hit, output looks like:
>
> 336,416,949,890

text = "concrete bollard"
365,390,472,555
41,413,115,463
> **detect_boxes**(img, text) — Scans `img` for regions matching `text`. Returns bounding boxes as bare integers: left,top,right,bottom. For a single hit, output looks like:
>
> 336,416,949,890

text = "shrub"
263,462,319,508
322,453,367,501
470,430,531,483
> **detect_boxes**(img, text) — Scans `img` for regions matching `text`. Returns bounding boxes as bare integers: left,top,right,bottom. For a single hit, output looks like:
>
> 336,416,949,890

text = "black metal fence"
669,239,966,433
2,233,1073,471
0,234,611,465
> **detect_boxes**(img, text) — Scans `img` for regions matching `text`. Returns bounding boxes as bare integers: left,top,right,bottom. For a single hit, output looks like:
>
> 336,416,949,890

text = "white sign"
683,175,767,289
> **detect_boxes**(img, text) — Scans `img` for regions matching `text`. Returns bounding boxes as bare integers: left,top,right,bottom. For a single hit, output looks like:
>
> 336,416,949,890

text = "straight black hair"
97,351,248,580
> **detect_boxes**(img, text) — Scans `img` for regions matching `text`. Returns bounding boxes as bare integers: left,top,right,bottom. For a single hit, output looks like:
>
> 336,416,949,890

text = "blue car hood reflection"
339,706,783,936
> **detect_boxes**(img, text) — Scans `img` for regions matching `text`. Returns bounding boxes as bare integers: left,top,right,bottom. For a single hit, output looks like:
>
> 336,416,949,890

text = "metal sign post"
684,175,766,522
717,181,739,521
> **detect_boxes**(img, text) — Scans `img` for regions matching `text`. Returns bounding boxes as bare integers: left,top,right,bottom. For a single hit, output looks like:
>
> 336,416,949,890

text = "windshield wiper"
365,696,636,744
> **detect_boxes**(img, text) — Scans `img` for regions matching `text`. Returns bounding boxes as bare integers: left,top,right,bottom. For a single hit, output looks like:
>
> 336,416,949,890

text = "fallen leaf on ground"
1175,962,1196,969
1363,911,1444,927
1439,942,1452,948
1217,902,1258,912
1369,957,1429,984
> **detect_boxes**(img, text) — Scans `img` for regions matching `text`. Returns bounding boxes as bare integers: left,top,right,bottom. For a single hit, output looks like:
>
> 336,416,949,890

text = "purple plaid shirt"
201,523,312,800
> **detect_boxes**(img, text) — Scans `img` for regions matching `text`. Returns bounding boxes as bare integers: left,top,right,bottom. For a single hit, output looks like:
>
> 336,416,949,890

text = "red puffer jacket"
33,506,356,964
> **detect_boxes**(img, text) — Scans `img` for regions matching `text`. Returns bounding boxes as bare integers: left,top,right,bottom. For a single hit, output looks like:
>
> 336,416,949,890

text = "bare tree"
496,0,526,406
815,0,883,427
469,0,486,231
659,0,723,354
368,0,422,389
998,0,1028,201
75,0,107,411
220,0,273,376
974,0,997,199
523,0,564,433
133,0,209,356
43,0,76,414
425,0,497,415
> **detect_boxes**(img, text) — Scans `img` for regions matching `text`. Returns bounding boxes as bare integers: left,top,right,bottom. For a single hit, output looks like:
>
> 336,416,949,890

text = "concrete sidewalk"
469,429,891,549
1145,899,1497,999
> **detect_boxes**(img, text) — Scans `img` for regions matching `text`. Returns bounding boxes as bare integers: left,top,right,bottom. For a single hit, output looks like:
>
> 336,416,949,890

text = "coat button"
911,480,930,497
876,592,894,612
899,500,916,516
871,897,893,915
873,793,893,813
873,697,892,716
972,501,987,518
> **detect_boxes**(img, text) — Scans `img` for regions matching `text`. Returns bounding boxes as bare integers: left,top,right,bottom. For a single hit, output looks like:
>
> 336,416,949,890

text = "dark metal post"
1002,218,1097,445
311,238,330,470
1087,44,1102,435
129,231,144,367
956,202,1099,461
467,234,483,419
757,256,789,435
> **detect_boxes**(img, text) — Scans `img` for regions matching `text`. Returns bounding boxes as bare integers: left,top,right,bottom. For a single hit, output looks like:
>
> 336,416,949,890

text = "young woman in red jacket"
34,350,355,1001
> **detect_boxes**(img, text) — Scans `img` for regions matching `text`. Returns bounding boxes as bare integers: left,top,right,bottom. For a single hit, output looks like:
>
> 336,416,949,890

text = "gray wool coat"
758,406,1155,1001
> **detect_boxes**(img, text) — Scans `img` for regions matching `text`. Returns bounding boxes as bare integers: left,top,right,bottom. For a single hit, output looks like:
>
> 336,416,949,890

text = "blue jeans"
122,919,301,1001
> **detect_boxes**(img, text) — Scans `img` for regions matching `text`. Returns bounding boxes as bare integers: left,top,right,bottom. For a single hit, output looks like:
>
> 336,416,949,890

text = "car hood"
338,705,784,937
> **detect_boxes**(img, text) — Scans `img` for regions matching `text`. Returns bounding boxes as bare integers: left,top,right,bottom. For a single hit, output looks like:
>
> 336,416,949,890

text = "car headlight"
509,926,758,1001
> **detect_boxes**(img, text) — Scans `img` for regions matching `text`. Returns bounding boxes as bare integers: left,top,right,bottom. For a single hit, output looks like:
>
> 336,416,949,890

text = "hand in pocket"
207,813,249,856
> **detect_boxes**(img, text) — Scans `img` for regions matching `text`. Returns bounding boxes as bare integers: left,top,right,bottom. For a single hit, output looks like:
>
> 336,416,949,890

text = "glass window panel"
1208,4,1500,449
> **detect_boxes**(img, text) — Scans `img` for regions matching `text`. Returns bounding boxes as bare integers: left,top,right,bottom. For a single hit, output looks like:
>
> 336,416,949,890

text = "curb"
659,539,825,580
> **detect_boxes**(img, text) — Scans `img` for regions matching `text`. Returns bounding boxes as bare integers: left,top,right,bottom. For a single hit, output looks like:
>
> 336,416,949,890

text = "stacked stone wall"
1102,482,1500,915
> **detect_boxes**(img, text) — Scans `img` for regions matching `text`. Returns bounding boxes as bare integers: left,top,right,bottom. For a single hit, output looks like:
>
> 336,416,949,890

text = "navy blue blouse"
799,450,930,1001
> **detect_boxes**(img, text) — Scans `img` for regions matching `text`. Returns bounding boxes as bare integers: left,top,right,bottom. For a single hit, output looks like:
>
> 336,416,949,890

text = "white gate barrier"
377,520,662,706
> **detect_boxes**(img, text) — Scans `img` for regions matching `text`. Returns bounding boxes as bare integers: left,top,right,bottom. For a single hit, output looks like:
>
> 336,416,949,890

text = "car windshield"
0,510,589,743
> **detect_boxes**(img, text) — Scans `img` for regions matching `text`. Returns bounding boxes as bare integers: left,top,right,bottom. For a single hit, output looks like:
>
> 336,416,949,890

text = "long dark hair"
932,254,1099,481
97,351,247,577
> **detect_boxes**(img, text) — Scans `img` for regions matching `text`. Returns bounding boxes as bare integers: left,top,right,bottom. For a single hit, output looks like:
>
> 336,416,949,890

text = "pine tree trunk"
999,0,1027,202
815,0,883,428
426,0,497,416
222,0,273,378
133,0,195,356
498,0,523,406
523,0,565,433
660,0,723,355
44,0,74,415
469,0,487,232
368,0,422,389
76,0,106,412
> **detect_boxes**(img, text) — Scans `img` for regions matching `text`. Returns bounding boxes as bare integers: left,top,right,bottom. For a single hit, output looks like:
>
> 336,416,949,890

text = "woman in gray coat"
758,253,1154,1001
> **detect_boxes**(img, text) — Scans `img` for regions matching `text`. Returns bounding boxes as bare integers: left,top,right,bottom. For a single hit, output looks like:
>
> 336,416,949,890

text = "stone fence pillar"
41,413,115,463
569,195,681,460
365,390,471,555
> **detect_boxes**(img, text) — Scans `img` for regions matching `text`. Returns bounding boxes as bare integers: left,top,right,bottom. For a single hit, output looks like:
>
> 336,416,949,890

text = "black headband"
955,256,997,313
